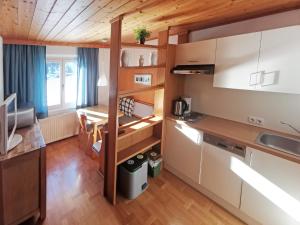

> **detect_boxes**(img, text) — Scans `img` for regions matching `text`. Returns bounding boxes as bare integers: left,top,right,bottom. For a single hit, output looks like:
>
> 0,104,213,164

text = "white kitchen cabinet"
164,120,203,183
256,25,300,94
213,32,261,90
240,147,300,225
175,39,216,65
200,142,244,208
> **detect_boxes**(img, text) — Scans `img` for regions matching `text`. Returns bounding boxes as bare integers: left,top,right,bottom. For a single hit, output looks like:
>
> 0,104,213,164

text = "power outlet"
248,116,265,126
248,116,256,124
255,117,265,126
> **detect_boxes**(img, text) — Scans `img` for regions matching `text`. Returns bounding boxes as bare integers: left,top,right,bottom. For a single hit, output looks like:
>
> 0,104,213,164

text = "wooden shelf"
118,83,164,97
119,65,165,70
117,136,161,165
118,115,163,140
121,42,166,49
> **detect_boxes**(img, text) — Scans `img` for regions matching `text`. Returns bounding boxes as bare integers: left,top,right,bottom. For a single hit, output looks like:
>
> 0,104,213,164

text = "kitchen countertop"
166,115,300,164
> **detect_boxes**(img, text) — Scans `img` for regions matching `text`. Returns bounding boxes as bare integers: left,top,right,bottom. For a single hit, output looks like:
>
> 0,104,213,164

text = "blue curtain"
77,48,99,108
3,44,48,119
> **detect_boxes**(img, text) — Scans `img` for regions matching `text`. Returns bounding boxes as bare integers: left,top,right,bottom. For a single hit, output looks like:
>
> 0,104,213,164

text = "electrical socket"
247,116,265,126
255,117,265,126
248,116,256,124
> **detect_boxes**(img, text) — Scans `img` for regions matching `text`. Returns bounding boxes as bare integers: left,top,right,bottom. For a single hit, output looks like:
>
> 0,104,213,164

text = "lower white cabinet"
164,120,203,183
240,147,300,225
200,142,244,208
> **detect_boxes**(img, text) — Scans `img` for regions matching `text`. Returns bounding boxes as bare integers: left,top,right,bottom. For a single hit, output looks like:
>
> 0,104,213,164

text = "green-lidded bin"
147,149,162,177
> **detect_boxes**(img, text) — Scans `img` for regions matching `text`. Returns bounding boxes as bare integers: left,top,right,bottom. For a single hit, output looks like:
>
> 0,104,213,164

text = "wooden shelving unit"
121,42,166,49
119,65,165,70
117,137,161,165
105,15,169,205
118,83,164,97
118,116,162,139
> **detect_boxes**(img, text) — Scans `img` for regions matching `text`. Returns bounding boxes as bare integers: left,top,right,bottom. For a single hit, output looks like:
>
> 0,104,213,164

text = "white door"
200,142,244,208
213,32,261,90
164,120,202,183
257,25,300,94
240,147,300,225
175,39,216,65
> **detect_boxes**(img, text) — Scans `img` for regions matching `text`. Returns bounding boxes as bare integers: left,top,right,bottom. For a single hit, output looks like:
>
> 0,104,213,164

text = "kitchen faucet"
280,121,300,134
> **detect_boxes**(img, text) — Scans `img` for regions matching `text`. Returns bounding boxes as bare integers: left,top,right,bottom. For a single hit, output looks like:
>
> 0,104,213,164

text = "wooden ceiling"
1,0,300,44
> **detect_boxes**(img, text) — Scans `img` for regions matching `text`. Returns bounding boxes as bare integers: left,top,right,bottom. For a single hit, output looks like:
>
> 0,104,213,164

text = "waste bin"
147,150,162,177
118,153,148,199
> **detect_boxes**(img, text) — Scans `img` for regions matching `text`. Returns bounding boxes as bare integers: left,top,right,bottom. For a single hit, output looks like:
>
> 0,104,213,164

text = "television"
0,93,23,155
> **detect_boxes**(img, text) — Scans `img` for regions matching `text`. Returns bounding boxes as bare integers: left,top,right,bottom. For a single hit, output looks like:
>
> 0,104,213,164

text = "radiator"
39,111,79,144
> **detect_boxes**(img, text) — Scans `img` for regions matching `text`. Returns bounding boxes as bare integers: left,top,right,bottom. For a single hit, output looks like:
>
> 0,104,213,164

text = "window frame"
46,57,77,112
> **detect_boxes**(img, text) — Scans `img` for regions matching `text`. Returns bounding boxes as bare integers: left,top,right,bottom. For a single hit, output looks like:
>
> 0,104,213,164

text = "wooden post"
154,30,169,116
177,30,189,44
104,15,123,205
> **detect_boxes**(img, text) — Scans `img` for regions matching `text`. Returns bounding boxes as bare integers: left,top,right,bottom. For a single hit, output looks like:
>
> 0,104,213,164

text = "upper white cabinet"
164,120,203,183
256,25,300,94
201,142,244,208
212,25,300,94
213,32,261,90
175,39,216,65
241,147,300,225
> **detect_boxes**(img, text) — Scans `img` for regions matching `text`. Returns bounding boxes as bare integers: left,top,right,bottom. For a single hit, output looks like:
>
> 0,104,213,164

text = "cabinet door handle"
249,71,263,86
260,70,279,87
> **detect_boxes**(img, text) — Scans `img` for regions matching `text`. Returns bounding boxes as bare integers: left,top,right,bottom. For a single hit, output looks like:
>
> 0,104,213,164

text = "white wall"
146,35,178,45
0,36,3,103
184,9,300,136
46,45,77,57
98,48,110,106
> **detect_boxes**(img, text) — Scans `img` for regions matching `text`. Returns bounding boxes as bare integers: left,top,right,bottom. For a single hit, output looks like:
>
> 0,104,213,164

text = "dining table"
76,105,124,143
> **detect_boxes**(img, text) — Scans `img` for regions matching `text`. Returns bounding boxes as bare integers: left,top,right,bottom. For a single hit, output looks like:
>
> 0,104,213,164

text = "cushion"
119,97,135,117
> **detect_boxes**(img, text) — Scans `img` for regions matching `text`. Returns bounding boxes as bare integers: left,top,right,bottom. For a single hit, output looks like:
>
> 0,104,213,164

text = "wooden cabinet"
0,124,46,225
164,120,202,183
213,32,261,90
240,147,300,225
200,142,244,208
175,39,216,65
256,25,300,94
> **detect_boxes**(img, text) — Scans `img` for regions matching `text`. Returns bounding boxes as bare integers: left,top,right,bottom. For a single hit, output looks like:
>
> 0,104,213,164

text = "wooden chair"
92,125,107,176
78,114,94,156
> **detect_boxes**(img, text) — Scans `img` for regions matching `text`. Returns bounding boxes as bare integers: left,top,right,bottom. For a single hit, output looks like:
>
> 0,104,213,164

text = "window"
46,58,77,110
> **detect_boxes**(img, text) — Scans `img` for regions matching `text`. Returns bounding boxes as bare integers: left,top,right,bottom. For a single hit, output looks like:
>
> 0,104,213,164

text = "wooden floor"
43,137,245,225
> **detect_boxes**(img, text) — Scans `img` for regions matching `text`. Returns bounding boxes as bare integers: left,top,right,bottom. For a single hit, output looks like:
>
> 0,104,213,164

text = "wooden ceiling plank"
53,0,113,41
2,0,300,43
13,0,38,39
60,0,132,41
66,0,173,42
28,0,57,39
170,0,300,33
45,0,95,40
0,0,18,38
36,0,76,40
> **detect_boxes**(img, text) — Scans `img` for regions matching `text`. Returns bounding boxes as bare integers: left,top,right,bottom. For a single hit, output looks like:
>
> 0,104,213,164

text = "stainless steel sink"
256,132,300,156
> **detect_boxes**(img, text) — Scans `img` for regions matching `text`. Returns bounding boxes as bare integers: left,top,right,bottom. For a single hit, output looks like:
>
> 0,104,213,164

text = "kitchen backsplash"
184,75,300,136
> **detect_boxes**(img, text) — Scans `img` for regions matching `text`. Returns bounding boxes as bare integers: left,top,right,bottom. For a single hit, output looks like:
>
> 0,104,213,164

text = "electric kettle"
172,97,188,117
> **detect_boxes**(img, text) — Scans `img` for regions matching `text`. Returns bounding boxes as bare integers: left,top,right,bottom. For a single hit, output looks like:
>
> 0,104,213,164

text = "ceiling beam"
3,38,110,48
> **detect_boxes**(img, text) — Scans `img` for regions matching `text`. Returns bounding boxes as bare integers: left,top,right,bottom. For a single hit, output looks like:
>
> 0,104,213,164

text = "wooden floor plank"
41,137,246,225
